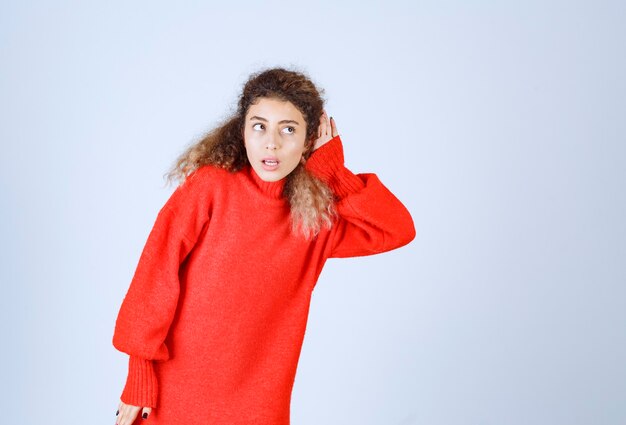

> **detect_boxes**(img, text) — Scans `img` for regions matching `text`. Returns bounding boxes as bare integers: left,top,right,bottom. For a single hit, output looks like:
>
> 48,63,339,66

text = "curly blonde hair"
164,67,336,239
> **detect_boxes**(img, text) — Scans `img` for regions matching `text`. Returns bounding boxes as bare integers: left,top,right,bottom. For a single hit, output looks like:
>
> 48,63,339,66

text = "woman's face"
243,97,308,182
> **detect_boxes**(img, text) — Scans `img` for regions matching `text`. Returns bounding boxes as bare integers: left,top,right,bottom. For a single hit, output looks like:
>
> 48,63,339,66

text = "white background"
1,1,624,424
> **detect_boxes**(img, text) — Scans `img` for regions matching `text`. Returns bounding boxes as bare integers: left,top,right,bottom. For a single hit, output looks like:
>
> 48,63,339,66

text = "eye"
282,126,295,134
252,123,264,131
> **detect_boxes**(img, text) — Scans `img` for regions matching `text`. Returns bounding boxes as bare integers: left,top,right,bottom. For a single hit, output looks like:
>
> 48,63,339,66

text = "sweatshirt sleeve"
112,166,215,407
305,135,416,258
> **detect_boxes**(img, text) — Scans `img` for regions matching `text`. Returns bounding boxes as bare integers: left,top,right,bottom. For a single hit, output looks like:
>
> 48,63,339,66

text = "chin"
256,169,285,182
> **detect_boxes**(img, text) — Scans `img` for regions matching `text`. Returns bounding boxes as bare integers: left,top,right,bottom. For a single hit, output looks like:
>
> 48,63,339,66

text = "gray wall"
1,1,624,424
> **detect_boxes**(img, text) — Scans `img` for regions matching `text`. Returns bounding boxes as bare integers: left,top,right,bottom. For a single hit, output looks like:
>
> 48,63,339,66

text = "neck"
245,165,287,199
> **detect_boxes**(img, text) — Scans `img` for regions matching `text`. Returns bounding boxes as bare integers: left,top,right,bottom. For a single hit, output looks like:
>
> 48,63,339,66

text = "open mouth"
261,158,280,171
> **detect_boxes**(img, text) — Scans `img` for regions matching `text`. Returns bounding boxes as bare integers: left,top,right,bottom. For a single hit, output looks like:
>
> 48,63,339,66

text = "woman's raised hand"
312,110,338,152
116,400,152,424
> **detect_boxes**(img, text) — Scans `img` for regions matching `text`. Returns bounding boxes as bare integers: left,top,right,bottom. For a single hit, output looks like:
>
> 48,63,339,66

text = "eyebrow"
249,116,301,125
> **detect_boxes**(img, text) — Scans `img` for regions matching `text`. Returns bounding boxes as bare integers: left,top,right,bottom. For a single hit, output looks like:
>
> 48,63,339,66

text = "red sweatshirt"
112,134,415,424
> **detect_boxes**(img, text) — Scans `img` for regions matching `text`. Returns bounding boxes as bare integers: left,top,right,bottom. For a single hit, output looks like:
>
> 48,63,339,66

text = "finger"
318,113,327,138
317,112,326,138
118,404,128,425
117,400,127,425
322,110,331,136
317,116,322,138
142,407,152,420
118,401,127,424
330,116,338,137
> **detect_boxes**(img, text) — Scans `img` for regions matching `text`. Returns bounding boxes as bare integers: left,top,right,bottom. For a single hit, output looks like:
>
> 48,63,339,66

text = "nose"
265,133,279,150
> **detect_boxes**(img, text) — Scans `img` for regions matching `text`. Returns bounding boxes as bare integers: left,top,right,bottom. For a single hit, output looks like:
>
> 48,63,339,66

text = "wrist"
121,356,158,408
305,135,344,183
305,135,365,198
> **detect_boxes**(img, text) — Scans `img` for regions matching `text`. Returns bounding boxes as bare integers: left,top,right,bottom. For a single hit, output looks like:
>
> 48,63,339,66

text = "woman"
112,66,415,424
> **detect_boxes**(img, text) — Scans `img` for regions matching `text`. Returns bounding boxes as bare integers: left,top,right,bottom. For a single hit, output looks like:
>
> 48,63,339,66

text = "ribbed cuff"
120,356,158,408
305,135,365,199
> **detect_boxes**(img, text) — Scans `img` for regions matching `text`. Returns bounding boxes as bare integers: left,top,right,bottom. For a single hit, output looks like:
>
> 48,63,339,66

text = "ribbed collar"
244,165,287,200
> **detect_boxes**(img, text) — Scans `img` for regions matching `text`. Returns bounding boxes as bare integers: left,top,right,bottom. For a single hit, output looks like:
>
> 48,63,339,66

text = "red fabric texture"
112,135,415,424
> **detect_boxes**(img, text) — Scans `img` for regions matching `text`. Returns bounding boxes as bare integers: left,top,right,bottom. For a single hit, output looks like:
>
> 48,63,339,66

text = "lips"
261,157,279,170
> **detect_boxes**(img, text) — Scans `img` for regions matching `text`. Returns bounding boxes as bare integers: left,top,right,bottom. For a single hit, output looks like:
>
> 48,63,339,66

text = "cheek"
243,131,255,149
288,142,305,159
242,136,254,158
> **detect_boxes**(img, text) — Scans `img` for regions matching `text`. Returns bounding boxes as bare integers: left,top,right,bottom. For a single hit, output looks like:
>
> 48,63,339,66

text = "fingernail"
116,410,119,416
142,412,149,419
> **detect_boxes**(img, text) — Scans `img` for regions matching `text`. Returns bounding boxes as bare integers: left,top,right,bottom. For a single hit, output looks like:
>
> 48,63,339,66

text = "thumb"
141,407,152,419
